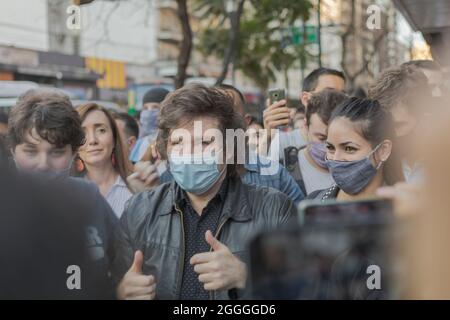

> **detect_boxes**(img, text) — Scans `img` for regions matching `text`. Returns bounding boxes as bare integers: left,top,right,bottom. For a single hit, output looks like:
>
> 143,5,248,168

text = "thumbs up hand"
190,231,247,291
205,230,227,251
117,250,156,300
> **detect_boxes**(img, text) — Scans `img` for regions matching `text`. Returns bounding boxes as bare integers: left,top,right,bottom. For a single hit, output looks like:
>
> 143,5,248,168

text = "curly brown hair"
7,90,85,151
368,65,431,114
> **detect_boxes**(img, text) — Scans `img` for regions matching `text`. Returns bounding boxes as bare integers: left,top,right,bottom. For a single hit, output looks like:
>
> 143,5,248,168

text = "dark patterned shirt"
178,179,228,300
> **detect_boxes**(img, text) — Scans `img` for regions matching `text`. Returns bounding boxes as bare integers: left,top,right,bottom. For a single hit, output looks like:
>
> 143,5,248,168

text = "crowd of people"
0,59,448,299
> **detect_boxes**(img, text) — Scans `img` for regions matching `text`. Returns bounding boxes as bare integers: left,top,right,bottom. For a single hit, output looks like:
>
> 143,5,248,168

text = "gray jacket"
112,177,295,300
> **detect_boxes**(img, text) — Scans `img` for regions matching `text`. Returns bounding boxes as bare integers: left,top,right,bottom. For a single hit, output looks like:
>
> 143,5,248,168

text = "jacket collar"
221,177,252,222
158,177,252,222
321,185,340,201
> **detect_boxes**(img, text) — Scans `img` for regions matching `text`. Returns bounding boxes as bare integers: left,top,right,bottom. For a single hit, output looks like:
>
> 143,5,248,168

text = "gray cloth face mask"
325,143,383,195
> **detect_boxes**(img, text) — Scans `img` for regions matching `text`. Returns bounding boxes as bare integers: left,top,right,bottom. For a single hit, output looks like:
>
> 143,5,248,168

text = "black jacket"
307,185,339,201
112,177,296,300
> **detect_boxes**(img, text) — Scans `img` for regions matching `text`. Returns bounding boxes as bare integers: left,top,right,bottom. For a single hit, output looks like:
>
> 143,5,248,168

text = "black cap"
142,87,170,104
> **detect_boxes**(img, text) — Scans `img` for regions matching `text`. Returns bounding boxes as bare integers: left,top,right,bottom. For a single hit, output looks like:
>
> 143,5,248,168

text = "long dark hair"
330,97,405,186
75,103,132,188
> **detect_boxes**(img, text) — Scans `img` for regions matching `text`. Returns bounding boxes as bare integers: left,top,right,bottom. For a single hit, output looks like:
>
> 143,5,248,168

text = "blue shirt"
129,134,157,163
160,155,304,206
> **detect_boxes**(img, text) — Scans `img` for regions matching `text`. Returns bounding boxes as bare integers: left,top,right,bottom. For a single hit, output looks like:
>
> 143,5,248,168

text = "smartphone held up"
268,88,290,131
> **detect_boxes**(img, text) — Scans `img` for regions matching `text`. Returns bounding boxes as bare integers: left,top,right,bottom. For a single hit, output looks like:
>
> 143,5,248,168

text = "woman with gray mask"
307,97,404,201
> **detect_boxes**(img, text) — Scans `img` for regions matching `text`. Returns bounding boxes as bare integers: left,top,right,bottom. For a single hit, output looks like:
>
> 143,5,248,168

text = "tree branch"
174,0,193,89
215,0,245,85
351,31,387,81
340,0,355,77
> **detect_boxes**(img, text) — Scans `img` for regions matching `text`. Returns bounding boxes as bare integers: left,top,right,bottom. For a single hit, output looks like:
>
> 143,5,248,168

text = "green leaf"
196,0,314,90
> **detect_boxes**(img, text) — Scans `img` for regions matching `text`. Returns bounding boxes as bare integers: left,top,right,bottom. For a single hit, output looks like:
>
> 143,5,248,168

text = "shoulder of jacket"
242,182,292,209
130,181,172,204
123,182,173,222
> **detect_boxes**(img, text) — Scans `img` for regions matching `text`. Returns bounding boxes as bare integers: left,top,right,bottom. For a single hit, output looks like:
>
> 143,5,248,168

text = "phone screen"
250,219,403,300
299,199,393,225
250,199,404,300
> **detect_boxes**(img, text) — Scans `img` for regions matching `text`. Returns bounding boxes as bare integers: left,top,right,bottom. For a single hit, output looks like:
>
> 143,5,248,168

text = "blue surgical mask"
140,109,159,138
169,153,225,195
326,144,383,195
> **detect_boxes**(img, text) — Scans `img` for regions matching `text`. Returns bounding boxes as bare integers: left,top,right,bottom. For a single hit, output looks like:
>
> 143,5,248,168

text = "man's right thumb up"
129,250,144,274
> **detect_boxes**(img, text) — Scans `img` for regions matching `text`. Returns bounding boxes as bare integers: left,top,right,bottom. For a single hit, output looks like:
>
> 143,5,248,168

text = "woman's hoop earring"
75,158,85,172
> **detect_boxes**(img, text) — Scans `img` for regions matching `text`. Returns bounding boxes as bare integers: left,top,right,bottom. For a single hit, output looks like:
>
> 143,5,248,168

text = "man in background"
369,64,431,183
263,67,346,162
129,87,169,163
113,112,139,157
402,60,445,97
290,104,306,131
294,90,348,195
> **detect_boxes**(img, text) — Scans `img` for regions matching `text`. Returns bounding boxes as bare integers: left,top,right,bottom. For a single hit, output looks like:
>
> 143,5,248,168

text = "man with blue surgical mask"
294,90,347,195
129,87,169,163
113,84,295,300
127,84,305,206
